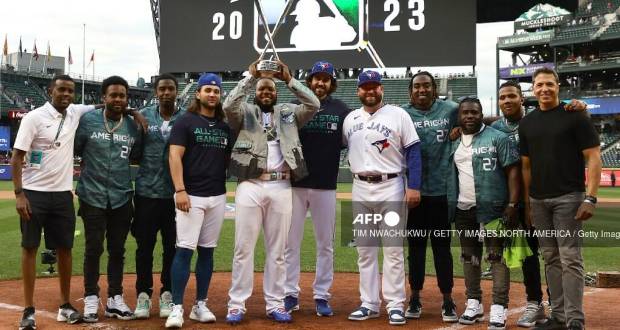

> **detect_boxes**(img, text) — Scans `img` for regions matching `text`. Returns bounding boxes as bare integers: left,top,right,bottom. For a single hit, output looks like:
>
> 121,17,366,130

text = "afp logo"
353,211,400,227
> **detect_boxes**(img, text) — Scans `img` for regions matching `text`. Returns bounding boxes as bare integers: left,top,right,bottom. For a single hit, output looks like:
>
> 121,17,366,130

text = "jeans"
80,200,133,297
530,192,585,326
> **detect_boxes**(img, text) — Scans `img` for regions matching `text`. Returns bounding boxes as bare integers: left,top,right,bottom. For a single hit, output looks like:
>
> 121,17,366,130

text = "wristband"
175,189,185,193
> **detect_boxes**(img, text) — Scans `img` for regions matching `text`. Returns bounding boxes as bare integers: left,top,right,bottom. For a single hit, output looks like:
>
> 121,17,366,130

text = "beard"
199,100,220,110
254,95,277,113
359,93,383,107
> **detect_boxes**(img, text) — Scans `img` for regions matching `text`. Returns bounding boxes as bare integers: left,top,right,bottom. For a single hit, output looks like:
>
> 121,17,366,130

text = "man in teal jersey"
401,71,458,321
75,76,142,323
133,74,186,319
447,97,520,330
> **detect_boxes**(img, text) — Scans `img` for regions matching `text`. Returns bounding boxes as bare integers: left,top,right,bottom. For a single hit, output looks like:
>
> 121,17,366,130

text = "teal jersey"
401,99,458,196
447,125,520,223
490,117,520,145
75,109,141,209
135,105,186,199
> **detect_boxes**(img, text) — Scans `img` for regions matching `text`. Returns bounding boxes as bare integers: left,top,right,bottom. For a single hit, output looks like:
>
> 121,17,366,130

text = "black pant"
520,206,544,303
406,195,454,295
132,195,176,297
80,200,133,297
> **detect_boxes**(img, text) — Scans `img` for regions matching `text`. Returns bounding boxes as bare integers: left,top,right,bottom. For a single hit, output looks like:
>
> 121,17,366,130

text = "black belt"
354,173,399,183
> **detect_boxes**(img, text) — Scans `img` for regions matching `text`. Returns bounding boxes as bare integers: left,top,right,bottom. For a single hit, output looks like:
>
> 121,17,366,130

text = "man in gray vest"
224,60,320,324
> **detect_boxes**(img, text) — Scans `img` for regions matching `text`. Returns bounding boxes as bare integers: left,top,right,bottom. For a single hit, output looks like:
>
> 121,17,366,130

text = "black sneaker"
533,317,568,330
568,321,584,330
19,307,36,330
441,299,458,322
57,303,82,324
405,297,422,319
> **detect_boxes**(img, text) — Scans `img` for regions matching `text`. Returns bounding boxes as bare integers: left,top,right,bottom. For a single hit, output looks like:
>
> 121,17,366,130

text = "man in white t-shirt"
11,75,98,330
343,70,422,326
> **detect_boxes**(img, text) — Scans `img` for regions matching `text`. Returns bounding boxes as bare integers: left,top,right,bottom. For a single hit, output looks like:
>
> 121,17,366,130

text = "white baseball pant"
228,179,292,313
353,177,407,313
174,193,226,249
284,188,336,300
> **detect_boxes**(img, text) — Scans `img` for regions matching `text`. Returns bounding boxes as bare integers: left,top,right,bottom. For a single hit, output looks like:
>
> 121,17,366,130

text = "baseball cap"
197,73,222,89
357,70,382,87
309,61,335,78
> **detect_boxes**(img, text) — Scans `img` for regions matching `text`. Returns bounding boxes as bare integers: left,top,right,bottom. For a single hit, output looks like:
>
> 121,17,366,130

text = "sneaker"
165,304,184,328
568,320,584,330
189,300,216,323
405,297,422,319
459,299,484,325
268,307,293,323
442,299,458,322
488,304,507,330
160,291,173,318
134,292,152,319
57,303,81,324
388,309,406,325
226,309,244,325
315,299,333,317
19,307,36,330
284,295,299,313
82,295,100,323
105,294,135,320
533,317,568,330
517,301,546,327
348,306,380,321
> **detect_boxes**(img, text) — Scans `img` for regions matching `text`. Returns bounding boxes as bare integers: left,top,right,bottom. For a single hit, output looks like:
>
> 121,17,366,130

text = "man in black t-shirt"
519,67,601,330
165,73,232,328
283,61,350,317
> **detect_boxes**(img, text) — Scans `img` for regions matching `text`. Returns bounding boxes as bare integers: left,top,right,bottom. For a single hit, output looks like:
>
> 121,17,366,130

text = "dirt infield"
0,272,618,329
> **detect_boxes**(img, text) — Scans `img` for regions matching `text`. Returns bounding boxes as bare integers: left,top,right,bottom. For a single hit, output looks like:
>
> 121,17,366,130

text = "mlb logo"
253,0,365,53
327,122,338,130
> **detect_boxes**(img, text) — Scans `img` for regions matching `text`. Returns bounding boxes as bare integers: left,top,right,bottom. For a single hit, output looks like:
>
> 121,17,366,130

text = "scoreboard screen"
160,0,476,72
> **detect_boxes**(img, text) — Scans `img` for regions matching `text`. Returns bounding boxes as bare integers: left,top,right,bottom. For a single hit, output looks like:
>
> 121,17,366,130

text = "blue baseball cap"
357,70,382,87
309,61,335,78
197,73,222,89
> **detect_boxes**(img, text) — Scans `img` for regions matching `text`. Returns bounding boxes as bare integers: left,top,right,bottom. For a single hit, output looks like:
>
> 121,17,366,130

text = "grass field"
0,182,618,281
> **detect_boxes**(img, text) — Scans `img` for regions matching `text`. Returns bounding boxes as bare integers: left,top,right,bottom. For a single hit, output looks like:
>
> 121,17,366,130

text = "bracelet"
175,189,185,193
14,188,23,195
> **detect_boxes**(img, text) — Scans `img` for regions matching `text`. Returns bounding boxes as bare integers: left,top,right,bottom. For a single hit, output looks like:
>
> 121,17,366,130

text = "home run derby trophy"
254,0,294,75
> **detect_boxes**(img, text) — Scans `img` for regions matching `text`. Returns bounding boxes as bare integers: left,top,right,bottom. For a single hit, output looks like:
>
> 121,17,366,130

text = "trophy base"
257,60,281,75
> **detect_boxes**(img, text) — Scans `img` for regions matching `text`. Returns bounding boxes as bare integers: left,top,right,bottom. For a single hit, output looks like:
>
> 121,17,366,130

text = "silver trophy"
254,0,294,75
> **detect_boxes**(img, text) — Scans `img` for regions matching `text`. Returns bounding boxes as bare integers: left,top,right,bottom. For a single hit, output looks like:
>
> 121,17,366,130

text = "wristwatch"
14,188,23,195
584,195,597,205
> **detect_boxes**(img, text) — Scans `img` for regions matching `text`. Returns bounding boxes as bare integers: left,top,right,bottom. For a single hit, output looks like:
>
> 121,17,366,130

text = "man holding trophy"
223,2,320,323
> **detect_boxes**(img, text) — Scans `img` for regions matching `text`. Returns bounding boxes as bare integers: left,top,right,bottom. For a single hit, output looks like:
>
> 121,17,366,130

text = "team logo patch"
371,139,390,153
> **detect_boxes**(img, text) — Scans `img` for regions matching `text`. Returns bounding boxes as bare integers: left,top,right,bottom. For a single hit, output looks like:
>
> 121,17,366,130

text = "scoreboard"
159,0,476,72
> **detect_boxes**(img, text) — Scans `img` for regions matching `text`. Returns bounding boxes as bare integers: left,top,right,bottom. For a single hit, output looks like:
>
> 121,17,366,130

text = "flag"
2,35,7,57
87,50,94,67
32,42,38,61
68,47,73,65
18,37,23,57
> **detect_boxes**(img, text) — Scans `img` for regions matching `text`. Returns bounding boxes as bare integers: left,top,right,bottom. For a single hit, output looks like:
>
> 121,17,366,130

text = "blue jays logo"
371,139,390,153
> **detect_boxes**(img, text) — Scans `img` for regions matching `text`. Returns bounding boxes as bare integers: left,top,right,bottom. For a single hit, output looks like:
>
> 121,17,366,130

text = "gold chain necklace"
103,110,124,134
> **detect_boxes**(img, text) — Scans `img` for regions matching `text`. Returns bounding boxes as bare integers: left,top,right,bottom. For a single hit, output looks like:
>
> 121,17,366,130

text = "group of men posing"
12,59,600,330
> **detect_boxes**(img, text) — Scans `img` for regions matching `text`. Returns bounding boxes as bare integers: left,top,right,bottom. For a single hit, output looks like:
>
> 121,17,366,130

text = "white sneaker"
134,292,152,319
517,301,546,327
459,299,484,325
82,295,100,323
488,304,507,330
105,294,135,320
189,299,216,323
160,291,173,318
165,304,184,328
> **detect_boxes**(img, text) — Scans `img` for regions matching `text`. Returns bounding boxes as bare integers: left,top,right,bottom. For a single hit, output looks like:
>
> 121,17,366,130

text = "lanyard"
52,115,66,147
